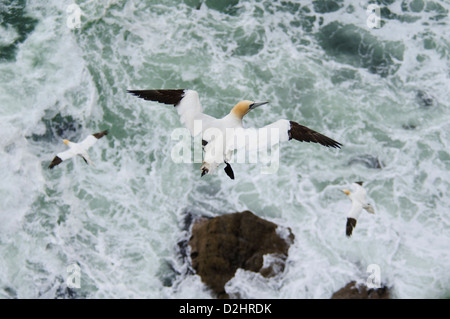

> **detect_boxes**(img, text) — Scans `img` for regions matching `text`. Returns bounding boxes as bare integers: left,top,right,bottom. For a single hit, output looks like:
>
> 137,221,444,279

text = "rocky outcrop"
416,90,435,107
188,210,294,298
331,281,391,299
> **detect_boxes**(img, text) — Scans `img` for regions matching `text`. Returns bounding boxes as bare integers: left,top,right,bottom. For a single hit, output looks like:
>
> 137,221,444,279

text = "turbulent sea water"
0,0,449,299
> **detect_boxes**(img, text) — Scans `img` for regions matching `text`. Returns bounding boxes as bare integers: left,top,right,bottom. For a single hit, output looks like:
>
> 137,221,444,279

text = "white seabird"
49,130,108,169
127,89,342,179
341,181,375,237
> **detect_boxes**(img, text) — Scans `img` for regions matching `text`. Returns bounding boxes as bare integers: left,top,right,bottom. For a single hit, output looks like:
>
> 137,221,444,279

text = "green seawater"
0,0,449,298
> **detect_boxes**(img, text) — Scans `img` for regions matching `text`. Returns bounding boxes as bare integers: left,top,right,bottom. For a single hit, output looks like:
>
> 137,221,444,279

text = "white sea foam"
0,0,449,299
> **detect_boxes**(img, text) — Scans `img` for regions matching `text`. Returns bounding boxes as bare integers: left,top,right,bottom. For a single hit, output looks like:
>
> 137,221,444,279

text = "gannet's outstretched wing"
49,150,76,169
127,89,186,105
78,130,108,150
287,121,342,148
346,218,357,237
351,182,375,214
127,89,215,135
346,199,363,237
232,119,342,151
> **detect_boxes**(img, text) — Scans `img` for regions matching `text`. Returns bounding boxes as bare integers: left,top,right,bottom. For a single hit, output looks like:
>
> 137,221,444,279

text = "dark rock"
402,123,417,130
2,286,17,298
39,275,81,299
331,281,391,299
55,285,79,299
188,211,294,298
416,90,435,107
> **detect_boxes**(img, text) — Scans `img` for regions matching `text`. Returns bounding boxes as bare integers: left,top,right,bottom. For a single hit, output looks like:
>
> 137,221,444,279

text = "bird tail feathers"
81,154,95,167
363,203,375,214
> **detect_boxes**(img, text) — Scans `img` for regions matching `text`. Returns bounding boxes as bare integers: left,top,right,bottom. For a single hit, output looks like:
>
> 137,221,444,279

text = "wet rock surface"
331,281,391,299
416,90,435,107
188,210,294,298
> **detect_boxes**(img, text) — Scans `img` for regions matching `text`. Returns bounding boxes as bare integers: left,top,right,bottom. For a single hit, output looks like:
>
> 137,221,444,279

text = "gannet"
127,89,342,179
48,130,108,169
341,181,375,237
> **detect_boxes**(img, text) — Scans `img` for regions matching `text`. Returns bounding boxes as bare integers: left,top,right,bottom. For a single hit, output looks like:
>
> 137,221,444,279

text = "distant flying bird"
127,89,342,179
341,181,375,237
49,130,108,169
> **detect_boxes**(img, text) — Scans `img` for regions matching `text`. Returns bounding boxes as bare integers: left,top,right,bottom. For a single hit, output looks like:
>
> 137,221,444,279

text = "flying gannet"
127,89,342,179
341,181,375,237
48,130,108,169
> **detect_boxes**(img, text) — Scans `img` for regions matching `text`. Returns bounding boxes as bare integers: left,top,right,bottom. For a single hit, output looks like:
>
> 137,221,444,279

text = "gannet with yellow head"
127,89,342,179
341,181,375,237
49,130,108,169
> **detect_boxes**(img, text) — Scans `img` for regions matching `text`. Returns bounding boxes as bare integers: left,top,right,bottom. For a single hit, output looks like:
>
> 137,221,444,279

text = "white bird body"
128,89,342,179
49,131,108,169
342,182,375,237
175,90,216,135
200,112,245,174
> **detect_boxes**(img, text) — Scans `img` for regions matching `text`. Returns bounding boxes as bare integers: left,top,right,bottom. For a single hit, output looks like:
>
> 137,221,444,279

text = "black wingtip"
127,89,186,106
325,139,343,149
332,141,343,149
288,121,343,149
93,130,108,139
346,218,357,237
224,163,235,180
48,156,62,169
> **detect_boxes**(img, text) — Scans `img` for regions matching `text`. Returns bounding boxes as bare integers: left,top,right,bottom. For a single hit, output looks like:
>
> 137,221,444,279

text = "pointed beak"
250,101,268,110
342,189,351,196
